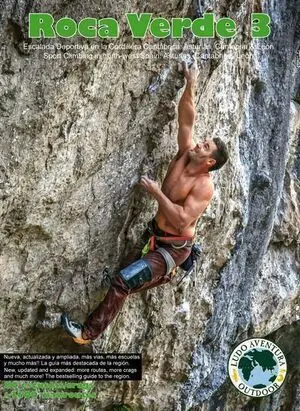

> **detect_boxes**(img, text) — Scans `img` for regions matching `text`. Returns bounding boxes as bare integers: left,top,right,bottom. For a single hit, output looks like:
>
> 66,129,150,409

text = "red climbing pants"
82,241,191,341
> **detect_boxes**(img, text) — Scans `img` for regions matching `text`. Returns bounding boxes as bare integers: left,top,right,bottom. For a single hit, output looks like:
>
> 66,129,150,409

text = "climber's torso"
155,149,213,236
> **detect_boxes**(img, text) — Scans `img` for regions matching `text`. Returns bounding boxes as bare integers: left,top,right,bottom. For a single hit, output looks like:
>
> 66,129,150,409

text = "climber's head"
209,137,229,171
188,138,215,168
189,137,228,172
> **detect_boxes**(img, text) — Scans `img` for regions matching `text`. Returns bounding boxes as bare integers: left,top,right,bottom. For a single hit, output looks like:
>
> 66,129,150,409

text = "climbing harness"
142,219,194,255
140,219,200,282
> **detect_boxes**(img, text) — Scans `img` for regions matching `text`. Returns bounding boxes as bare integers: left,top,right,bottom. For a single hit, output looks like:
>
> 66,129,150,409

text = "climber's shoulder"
174,145,193,160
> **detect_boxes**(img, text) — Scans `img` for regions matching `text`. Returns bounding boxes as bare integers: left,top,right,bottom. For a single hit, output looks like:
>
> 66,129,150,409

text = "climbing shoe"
60,313,91,345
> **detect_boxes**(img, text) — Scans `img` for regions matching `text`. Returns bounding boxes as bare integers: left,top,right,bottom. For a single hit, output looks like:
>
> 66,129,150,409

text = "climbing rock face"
0,0,299,409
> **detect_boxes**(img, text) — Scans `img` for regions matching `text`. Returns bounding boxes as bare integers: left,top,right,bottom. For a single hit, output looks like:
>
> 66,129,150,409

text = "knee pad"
119,259,152,289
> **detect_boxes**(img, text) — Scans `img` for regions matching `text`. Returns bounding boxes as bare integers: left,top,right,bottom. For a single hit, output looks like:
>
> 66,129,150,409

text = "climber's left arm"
177,61,199,154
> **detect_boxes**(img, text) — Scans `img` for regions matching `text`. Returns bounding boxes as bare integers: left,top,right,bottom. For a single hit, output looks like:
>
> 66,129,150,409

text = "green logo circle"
228,338,287,397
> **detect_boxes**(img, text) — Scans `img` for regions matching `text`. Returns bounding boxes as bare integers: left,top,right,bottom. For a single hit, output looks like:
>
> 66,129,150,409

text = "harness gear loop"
171,240,188,249
151,235,193,250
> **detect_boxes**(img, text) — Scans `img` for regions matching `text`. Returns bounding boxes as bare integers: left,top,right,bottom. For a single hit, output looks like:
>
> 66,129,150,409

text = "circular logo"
228,338,287,397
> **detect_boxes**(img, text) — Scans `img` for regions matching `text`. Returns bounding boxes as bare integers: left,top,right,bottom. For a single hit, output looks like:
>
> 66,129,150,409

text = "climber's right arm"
177,61,199,154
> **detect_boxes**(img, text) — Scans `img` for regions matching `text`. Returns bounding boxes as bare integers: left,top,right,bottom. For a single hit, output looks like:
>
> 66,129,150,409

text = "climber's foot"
60,313,91,345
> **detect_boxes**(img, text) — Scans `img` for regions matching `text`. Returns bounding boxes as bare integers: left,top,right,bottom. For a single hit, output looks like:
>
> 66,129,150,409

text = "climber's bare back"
155,147,214,236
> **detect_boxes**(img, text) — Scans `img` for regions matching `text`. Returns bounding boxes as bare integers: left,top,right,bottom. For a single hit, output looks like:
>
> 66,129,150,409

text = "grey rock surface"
0,0,299,410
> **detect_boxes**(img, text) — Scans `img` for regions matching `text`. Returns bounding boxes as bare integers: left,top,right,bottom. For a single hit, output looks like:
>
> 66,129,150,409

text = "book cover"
0,1,299,410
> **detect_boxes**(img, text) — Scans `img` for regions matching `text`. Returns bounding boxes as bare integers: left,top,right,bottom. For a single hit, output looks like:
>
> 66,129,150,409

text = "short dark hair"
209,137,229,171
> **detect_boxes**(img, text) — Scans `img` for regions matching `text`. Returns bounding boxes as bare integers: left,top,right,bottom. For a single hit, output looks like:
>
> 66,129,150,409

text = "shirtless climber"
61,60,228,344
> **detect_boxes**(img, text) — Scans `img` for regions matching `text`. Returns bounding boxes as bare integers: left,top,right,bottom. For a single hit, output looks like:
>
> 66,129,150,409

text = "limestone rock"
0,0,299,410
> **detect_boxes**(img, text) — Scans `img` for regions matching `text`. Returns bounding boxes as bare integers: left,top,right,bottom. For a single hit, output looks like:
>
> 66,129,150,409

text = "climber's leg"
61,245,190,343
60,273,131,344
81,273,131,340
82,245,191,340
81,258,153,340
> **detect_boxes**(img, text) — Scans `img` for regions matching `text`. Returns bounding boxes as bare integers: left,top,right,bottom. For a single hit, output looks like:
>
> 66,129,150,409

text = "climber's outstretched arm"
177,61,199,154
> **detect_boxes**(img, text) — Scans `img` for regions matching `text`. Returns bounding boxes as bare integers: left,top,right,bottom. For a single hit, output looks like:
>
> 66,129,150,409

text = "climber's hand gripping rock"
182,60,199,84
139,175,160,196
